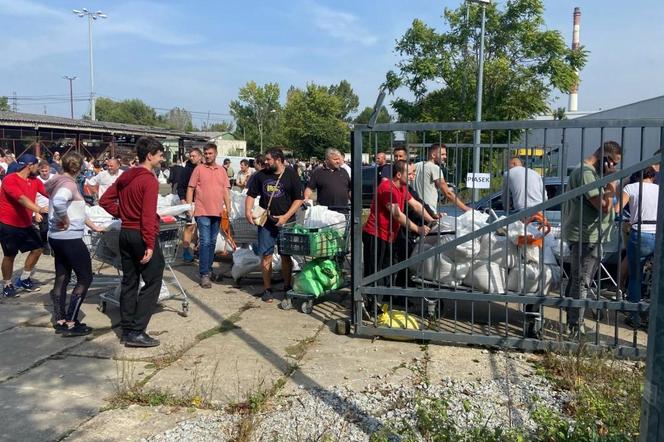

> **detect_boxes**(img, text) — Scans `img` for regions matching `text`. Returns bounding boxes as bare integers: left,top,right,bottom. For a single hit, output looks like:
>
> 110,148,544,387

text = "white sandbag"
507,263,554,294
543,234,558,265
297,205,346,229
272,253,281,272
157,194,172,208
454,260,471,280
409,243,455,283
230,190,247,220
231,247,261,280
215,232,234,253
85,205,113,222
463,262,506,293
477,234,519,269
157,203,192,217
428,232,481,261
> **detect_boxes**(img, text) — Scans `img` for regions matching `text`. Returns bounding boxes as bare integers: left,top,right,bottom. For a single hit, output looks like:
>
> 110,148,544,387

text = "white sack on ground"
477,234,519,269
427,232,481,261
454,260,471,280
463,262,506,294
409,243,455,283
231,247,261,280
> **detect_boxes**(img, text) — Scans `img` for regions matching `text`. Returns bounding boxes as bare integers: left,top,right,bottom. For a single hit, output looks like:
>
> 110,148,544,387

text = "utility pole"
63,76,77,119
12,91,17,112
73,8,107,121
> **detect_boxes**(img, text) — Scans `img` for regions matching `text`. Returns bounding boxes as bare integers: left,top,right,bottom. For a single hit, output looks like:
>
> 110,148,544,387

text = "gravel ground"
144,359,571,442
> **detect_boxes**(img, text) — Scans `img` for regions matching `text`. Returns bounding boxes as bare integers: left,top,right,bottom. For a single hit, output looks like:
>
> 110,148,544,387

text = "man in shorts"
0,154,49,297
245,148,303,302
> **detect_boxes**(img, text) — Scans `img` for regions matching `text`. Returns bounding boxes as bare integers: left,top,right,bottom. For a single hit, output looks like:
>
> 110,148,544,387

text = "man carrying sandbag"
245,148,304,303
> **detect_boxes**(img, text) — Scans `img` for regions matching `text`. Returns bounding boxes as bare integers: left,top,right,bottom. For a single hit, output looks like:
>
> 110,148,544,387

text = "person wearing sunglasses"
561,141,622,340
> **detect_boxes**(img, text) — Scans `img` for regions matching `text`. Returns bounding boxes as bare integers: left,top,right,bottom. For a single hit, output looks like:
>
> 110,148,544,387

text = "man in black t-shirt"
245,148,304,302
304,148,350,211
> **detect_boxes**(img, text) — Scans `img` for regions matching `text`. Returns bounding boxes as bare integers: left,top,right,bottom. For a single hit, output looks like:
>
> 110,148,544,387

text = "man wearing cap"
0,154,49,297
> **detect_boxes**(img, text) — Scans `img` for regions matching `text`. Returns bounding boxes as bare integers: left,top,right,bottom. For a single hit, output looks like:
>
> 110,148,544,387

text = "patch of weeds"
533,351,644,441
285,335,316,360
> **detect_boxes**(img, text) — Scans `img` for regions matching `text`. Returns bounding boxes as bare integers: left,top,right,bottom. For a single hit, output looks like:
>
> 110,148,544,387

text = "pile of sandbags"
410,210,559,294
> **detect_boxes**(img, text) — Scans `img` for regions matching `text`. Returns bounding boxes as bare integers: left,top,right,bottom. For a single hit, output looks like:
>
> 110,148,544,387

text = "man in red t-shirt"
362,160,432,284
0,154,49,297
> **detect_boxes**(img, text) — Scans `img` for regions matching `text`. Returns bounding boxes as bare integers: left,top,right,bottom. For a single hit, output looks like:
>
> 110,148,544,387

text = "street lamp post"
72,8,107,121
469,0,489,201
62,76,77,119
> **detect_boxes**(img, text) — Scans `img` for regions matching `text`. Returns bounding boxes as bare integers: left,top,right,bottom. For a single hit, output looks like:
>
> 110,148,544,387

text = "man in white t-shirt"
36,160,55,254
621,166,658,328
502,157,546,212
414,143,470,213
86,158,123,199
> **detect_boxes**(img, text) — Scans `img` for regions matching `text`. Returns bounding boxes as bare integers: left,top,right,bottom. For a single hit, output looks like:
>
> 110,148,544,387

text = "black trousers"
119,229,165,332
49,237,93,322
38,214,49,247
362,231,393,286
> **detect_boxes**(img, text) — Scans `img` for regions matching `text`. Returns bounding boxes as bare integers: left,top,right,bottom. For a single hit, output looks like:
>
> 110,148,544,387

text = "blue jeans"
627,230,656,323
195,216,220,277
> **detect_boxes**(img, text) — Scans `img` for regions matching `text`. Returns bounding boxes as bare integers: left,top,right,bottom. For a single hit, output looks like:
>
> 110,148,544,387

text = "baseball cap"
8,154,39,174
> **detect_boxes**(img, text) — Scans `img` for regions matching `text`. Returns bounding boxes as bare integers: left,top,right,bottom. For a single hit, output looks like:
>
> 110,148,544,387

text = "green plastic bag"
293,271,324,297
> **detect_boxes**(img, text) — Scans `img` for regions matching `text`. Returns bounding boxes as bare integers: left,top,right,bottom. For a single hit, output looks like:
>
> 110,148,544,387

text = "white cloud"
307,1,378,46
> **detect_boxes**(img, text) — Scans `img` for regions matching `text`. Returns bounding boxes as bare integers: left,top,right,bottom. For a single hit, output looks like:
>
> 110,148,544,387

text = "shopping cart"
89,220,190,316
278,208,350,314
230,217,259,245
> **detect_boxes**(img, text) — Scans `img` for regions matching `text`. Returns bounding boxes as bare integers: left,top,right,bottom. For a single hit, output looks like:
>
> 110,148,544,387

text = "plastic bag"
293,267,324,297
230,190,247,220
376,304,420,340
463,262,506,293
292,258,342,295
157,203,191,218
215,232,234,253
297,205,346,229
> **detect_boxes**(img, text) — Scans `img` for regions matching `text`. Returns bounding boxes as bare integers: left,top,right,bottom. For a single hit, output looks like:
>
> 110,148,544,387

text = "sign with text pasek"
466,172,491,189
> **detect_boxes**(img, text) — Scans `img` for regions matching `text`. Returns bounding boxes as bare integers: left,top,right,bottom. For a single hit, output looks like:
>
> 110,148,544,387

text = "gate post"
351,129,364,329
640,145,664,441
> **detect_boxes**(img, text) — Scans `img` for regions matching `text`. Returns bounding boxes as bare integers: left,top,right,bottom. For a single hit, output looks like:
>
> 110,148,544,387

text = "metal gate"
351,118,664,359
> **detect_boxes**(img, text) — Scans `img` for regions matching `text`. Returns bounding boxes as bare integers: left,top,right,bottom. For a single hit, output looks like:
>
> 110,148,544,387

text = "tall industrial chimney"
568,7,581,112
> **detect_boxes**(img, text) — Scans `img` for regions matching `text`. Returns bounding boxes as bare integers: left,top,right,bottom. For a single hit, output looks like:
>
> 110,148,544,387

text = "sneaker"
200,274,212,289
2,284,18,298
182,249,194,263
56,320,88,334
261,288,273,303
14,277,40,292
62,322,93,337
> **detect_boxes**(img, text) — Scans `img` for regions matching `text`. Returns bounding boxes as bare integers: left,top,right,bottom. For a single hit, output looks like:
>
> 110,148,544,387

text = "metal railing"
351,119,663,363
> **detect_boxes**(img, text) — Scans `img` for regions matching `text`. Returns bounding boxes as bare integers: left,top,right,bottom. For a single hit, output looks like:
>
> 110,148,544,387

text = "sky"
1,0,663,127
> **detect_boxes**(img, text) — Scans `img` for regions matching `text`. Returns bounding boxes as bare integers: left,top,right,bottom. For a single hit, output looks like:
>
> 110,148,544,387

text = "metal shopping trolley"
89,220,190,316
278,209,351,314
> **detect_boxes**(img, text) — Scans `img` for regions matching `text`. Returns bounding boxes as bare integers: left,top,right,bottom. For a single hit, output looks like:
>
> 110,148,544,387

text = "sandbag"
507,263,554,294
424,233,481,261
376,304,420,339
454,260,471,280
410,243,455,283
463,262,506,293
231,247,261,280
477,234,519,269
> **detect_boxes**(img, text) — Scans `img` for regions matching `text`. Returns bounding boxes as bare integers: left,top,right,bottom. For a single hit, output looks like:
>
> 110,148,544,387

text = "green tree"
385,0,587,128
354,106,392,153
282,83,348,159
0,96,9,112
95,97,158,126
229,81,281,154
328,80,359,122
201,121,235,133
160,107,194,132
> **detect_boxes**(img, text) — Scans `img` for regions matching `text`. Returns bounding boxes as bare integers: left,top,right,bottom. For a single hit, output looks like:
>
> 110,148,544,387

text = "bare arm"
407,197,436,223
437,178,470,212
245,195,255,225
388,203,430,236
18,196,48,214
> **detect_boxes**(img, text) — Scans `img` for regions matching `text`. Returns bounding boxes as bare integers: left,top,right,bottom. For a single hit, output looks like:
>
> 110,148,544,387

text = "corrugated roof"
0,111,207,140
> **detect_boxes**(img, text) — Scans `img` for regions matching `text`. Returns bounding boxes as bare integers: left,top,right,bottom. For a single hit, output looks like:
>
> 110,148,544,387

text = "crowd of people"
0,138,659,347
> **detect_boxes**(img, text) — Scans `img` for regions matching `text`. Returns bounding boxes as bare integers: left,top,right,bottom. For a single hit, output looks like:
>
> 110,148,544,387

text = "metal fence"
351,118,663,362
